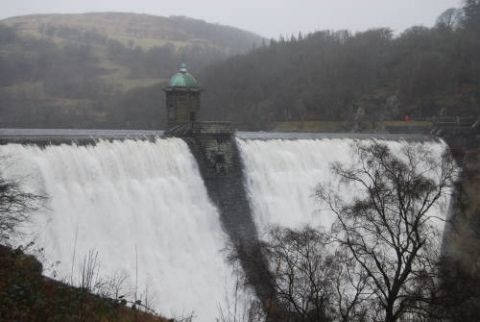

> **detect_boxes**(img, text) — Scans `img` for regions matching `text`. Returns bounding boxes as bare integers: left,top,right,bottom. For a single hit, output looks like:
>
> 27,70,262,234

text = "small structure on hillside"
164,63,202,132
164,63,233,137
164,64,234,176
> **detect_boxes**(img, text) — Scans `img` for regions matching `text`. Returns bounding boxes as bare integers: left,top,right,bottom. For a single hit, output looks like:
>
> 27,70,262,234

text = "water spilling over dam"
0,138,246,321
0,130,452,321
237,137,450,240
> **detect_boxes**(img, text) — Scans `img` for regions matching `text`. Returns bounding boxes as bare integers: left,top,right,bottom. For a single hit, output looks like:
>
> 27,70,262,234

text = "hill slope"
0,13,263,129
2,12,262,53
0,245,169,321
199,4,480,130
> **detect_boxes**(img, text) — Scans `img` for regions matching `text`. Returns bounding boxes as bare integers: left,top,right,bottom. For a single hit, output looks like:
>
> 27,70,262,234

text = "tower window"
190,112,196,121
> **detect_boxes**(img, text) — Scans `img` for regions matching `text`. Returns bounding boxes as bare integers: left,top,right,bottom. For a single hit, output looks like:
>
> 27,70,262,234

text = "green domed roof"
169,63,199,88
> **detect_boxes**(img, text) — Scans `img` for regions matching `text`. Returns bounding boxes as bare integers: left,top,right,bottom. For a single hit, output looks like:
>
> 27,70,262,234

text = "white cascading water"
237,138,450,239
0,138,246,322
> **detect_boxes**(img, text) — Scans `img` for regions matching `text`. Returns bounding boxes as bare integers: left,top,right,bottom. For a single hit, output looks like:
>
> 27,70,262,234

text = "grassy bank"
0,245,170,322
273,120,433,133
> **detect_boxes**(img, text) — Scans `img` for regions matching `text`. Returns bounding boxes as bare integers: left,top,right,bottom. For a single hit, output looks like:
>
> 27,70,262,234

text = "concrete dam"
0,65,451,321
0,130,449,321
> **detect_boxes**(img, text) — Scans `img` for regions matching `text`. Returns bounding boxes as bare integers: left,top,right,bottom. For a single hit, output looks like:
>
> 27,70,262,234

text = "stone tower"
163,63,201,131
162,64,275,310
164,63,234,175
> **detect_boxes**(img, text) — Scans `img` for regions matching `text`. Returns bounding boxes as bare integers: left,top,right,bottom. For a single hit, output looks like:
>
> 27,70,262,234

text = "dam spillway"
0,138,246,322
0,129,450,321
237,138,450,241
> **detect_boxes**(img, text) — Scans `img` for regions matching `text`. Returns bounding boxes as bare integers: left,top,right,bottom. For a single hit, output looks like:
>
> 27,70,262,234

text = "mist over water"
0,139,244,322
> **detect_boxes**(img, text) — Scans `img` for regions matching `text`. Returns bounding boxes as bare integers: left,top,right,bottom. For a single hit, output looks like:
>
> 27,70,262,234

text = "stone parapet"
191,121,233,134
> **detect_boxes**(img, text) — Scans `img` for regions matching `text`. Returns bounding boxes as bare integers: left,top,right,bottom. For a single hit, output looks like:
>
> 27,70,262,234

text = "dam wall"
0,129,451,321
237,138,449,243
0,138,248,322
182,129,276,311
0,129,163,146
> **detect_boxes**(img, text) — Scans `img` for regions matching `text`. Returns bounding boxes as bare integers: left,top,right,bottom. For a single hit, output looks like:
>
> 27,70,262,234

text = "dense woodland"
200,0,480,129
0,3,479,130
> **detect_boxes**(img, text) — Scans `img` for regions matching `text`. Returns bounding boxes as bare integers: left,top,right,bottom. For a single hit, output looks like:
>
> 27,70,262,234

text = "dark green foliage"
0,14,263,129
464,0,480,31
1,6,479,130
0,25,15,43
199,1,480,130
112,83,167,129
0,28,217,128
105,38,225,79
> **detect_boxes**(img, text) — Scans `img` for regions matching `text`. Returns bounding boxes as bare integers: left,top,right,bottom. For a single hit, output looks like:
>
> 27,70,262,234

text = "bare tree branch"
318,140,456,322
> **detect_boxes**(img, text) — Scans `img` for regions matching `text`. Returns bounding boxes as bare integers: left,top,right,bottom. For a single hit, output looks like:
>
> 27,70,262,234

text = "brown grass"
0,245,171,322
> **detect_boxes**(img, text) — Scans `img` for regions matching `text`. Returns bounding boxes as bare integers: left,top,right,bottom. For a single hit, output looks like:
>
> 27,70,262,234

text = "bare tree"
228,225,375,322
92,270,130,307
0,175,45,244
263,226,334,322
317,141,456,322
216,259,262,322
436,8,464,29
329,249,369,322
228,226,345,322
80,249,101,292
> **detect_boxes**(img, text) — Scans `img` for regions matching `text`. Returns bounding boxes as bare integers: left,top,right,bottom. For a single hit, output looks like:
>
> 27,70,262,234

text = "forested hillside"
200,1,480,130
0,13,263,128
1,3,479,131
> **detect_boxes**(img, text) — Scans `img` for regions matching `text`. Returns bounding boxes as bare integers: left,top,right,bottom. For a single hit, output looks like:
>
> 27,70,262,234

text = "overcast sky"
2,0,462,38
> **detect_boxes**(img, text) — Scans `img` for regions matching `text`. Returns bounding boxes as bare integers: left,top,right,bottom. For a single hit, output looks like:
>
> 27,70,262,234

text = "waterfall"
0,138,245,322
237,138,450,238
0,134,452,320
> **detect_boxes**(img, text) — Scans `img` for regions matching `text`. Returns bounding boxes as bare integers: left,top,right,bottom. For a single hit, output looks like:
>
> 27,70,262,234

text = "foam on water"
0,138,243,321
237,138,449,238
0,135,451,320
